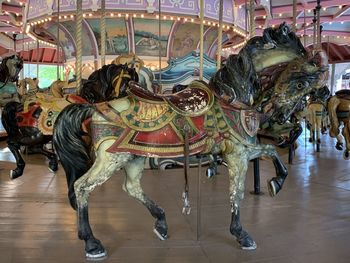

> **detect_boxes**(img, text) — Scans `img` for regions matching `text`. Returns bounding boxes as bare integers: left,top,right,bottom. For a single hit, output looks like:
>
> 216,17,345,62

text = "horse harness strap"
112,70,132,97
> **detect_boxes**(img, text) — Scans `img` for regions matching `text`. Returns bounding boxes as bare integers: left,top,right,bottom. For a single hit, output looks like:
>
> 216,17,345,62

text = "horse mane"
79,63,139,103
210,23,306,106
0,56,12,82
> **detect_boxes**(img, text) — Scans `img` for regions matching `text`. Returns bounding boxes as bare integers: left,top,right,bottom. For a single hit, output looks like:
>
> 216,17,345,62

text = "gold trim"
120,97,176,132
94,136,120,150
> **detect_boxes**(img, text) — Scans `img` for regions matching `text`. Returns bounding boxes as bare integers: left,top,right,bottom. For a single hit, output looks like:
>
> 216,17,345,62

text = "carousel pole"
36,40,39,78
199,0,204,80
316,0,321,51
216,0,223,70
249,0,255,37
75,0,83,92
197,0,204,241
292,0,297,32
57,0,60,79
248,0,261,195
313,9,316,52
303,8,306,47
158,0,162,84
100,0,106,66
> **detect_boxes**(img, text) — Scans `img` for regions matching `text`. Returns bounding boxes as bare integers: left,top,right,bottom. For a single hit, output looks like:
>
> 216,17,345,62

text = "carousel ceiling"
0,0,349,65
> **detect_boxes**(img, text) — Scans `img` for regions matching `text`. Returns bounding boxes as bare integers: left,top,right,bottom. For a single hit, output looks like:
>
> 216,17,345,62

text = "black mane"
79,63,139,103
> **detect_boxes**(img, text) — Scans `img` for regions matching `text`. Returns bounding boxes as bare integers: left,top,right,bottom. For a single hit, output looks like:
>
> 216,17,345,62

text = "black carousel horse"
0,54,23,87
53,24,328,259
1,63,138,179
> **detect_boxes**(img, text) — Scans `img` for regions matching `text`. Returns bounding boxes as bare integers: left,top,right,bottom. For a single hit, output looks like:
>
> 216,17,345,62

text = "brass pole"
216,0,223,70
100,0,106,66
199,0,204,80
75,0,83,92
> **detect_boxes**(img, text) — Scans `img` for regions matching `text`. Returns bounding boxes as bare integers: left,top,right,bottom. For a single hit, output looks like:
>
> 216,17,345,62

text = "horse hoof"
9,170,22,180
308,138,313,143
48,166,58,173
206,167,216,178
335,142,343,151
237,230,257,250
86,251,107,260
241,240,257,251
267,179,281,197
153,228,167,241
343,151,350,160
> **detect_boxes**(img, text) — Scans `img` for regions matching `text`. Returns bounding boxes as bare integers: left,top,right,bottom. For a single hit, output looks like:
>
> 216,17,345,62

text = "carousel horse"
112,53,155,92
1,63,139,179
0,54,23,86
327,89,350,159
0,54,24,105
305,86,330,151
53,23,328,259
17,77,40,102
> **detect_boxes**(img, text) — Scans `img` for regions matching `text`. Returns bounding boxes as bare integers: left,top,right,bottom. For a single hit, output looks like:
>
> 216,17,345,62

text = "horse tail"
53,103,95,210
1,101,22,140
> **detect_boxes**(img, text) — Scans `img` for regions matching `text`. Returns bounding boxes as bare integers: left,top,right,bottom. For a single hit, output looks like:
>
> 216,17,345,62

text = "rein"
112,70,132,97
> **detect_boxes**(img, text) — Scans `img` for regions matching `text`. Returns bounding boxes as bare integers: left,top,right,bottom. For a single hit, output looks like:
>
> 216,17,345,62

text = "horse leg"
123,157,168,240
224,151,256,250
206,154,218,178
246,144,288,197
315,111,322,144
41,147,58,172
74,141,133,259
342,121,350,160
7,141,25,179
335,134,344,151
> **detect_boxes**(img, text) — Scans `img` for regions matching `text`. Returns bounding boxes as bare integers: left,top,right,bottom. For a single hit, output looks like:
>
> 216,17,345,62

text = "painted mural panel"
87,18,129,55
61,21,94,56
133,18,173,57
44,24,75,60
172,23,201,58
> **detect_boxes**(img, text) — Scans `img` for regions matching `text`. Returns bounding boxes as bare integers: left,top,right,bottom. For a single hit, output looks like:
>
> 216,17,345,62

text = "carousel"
0,0,349,262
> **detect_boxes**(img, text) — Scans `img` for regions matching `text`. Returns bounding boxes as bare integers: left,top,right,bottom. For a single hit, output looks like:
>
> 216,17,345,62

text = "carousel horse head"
79,63,139,103
112,53,144,74
211,22,329,125
0,54,23,83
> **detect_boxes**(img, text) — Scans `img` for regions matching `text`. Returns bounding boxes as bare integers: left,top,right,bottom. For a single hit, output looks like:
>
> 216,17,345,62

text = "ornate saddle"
128,80,214,116
335,89,350,100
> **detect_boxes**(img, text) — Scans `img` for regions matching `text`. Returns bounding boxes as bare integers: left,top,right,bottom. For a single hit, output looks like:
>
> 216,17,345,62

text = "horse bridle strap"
112,70,132,97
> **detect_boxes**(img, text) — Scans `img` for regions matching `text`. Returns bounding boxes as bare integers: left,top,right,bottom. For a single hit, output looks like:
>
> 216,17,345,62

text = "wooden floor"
1,131,350,263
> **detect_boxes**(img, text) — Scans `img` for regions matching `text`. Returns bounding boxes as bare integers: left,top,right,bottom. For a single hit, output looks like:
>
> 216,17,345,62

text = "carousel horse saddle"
128,80,214,116
35,94,86,112
335,89,350,100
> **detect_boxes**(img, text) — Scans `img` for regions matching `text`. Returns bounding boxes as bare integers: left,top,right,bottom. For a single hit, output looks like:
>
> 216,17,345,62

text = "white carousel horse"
53,24,329,260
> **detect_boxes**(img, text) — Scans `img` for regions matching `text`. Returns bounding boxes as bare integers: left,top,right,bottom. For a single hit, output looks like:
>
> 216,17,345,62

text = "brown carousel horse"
328,89,350,159
305,86,330,152
1,63,139,179
53,23,328,259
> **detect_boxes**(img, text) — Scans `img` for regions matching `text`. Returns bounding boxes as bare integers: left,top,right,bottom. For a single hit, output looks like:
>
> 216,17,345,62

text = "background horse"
0,54,23,87
53,23,328,259
0,55,24,106
328,89,350,159
17,77,40,102
1,63,138,179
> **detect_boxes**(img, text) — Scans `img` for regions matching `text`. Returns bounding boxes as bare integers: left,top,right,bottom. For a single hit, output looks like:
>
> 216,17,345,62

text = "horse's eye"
297,83,304,90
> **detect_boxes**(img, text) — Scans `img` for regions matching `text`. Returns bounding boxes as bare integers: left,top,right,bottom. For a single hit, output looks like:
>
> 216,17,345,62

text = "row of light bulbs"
28,13,246,38
26,32,57,48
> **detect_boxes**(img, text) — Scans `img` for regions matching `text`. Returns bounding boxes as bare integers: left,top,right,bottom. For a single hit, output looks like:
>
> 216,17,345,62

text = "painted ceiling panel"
172,23,201,58
86,18,129,55
60,21,94,57
133,18,173,57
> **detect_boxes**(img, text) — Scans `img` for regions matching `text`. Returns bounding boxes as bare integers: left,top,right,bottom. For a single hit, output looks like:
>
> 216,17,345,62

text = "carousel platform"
0,132,350,263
